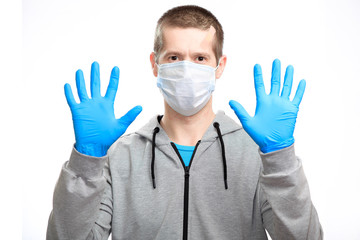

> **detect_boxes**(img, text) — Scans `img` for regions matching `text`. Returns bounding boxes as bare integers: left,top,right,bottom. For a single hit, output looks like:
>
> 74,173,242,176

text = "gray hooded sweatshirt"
47,111,323,240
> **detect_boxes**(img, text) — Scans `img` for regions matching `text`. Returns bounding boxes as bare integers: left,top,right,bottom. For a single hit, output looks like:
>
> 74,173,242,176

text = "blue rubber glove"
229,59,306,153
64,61,142,157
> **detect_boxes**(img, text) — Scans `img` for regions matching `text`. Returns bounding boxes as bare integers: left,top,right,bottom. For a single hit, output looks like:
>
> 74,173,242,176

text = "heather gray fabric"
47,111,323,240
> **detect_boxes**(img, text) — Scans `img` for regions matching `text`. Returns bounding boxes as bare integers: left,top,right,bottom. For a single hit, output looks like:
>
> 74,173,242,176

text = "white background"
2,0,358,239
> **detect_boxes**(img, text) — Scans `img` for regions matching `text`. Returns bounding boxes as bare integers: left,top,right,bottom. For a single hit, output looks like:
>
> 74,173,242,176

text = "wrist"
75,143,109,157
260,137,294,153
259,143,298,175
68,146,107,179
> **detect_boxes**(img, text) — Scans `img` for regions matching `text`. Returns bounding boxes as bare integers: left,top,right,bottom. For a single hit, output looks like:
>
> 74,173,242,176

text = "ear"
150,52,158,77
215,55,227,79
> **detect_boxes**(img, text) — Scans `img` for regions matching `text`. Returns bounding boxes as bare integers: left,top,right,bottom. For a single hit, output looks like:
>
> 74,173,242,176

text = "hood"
135,110,242,145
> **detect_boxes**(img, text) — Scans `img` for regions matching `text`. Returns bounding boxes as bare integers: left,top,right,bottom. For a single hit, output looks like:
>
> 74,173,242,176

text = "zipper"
171,140,201,240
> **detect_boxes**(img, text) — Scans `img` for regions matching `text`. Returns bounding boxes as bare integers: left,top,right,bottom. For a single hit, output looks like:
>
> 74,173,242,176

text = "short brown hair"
153,5,224,64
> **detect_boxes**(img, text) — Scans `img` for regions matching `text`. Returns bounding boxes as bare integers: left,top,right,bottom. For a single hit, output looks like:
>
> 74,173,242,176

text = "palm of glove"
64,62,142,156
243,93,299,153
230,59,306,153
71,97,123,147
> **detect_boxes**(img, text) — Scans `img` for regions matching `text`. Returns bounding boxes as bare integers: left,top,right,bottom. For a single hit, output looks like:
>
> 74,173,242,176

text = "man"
47,5,323,240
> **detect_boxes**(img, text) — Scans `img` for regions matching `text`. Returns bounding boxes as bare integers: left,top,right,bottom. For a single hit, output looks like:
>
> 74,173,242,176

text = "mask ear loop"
155,62,161,77
155,62,160,71
214,57,223,83
215,56,223,71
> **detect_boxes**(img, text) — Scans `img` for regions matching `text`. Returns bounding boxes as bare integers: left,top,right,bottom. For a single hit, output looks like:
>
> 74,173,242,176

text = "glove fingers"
253,64,266,100
281,65,294,99
229,100,251,124
292,79,306,106
64,83,76,108
270,59,281,96
118,105,143,127
105,66,120,101
76,69,89,102
90,61,101,98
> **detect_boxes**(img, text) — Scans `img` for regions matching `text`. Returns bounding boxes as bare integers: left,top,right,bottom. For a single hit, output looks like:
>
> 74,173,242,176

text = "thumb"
229,100,251,124
118,105,143,127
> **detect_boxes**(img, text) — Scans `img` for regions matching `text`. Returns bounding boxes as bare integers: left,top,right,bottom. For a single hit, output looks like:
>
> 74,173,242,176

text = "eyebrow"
192,52,211,58
163,51,212,59
163,51,184,58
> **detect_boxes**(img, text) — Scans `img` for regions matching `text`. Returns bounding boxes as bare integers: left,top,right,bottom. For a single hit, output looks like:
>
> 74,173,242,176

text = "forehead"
161,26,216,56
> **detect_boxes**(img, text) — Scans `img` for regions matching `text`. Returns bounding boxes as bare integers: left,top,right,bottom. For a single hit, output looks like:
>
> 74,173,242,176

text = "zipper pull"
185,167,190,178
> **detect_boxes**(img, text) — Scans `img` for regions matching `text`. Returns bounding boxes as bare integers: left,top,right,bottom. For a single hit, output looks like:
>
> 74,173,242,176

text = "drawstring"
151,127,160,189
213,122,228,190
151,120,228,190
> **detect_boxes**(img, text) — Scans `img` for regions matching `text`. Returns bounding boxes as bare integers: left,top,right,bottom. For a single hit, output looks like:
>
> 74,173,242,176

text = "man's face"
150,25,227,116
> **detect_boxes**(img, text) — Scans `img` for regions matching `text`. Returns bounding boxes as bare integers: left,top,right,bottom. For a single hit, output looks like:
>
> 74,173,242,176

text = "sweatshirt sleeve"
46,147,113,240
259,144,324,240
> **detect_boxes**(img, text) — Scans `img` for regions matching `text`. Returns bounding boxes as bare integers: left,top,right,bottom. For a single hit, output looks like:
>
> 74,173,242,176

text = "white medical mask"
156,60,220,116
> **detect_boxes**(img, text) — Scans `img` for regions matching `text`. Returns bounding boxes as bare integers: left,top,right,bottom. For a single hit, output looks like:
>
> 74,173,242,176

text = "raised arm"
230,59,323,239
47,62,142,239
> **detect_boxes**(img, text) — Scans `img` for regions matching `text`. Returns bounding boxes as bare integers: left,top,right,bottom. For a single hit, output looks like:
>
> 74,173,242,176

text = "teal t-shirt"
173,143,195,167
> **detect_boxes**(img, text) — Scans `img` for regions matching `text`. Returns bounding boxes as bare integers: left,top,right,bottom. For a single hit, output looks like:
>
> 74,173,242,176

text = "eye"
169,56,178,61
197,56,205,61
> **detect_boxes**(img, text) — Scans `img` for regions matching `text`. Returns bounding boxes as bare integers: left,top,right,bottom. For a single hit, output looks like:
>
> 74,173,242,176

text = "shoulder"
223,128,259,155
227,128,258,150
108,132,148,155
222,128,263,171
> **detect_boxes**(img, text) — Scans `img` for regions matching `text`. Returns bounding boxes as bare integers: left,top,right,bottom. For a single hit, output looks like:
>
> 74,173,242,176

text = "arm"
259,145,323,239
230,59,323,239
46,149,112,240
47,62,142,239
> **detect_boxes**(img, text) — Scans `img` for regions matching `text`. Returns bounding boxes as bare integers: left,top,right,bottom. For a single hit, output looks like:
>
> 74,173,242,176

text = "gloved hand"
229,59,306,153
64,61,142,157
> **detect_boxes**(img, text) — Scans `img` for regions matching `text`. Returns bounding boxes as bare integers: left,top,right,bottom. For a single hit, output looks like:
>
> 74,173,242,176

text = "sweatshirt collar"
135,111,242,145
